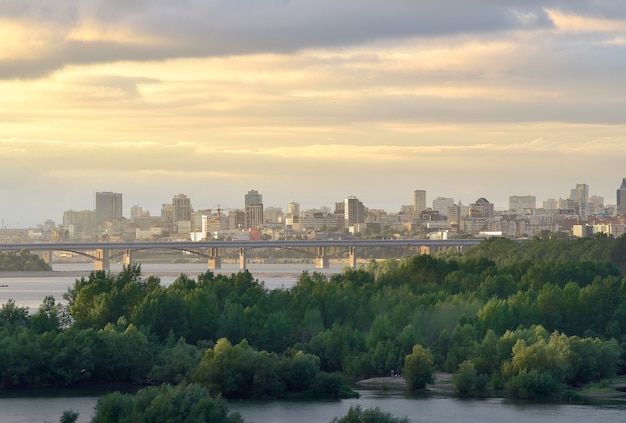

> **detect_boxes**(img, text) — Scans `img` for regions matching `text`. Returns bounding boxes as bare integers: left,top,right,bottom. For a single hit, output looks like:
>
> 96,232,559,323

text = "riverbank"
0,270,306,280
356,373,455,391
0,271,90,279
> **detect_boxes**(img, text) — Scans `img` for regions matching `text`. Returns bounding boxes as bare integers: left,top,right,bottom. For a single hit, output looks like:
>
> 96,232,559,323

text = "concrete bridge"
0,239,483,271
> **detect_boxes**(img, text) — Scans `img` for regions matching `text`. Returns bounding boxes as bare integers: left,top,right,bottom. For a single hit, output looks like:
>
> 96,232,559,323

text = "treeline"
0,249,51,271
1,236,626,403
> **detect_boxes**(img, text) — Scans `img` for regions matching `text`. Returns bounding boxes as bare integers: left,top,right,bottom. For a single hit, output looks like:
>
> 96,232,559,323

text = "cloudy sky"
1,1,626,227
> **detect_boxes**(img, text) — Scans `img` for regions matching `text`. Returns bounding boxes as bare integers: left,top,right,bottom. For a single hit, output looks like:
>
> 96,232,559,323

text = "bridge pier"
208,247,221,270
348,246,357,269
40,251,52,265
315,246,329,269
94,248,110,271
123,249,133,267
239,248,247,270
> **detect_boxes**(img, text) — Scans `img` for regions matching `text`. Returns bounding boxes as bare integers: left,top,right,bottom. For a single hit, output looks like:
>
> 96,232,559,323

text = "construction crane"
211,204,236,217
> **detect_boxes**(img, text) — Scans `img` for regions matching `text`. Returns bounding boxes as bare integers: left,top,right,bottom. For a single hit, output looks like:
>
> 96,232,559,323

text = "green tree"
30,295,62,333
331,405,410,423
60,410,79,423
0,299,29,326
403,344,434,390
453,360,488,397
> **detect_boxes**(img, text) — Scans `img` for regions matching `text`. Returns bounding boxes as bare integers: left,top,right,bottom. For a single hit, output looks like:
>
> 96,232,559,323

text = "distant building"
508,195,536,213
469,198,494,219
172,194,192,223
95,192,122,223
287,201,300,218
344,196,365,227
63,209,97,237
413,190,426,215
244,190,264,229
229,210,245,230
432,197,454,218
543,198,558,210
617,178,626,216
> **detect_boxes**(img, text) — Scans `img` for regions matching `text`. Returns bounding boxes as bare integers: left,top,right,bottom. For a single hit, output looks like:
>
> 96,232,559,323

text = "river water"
1,263,625,423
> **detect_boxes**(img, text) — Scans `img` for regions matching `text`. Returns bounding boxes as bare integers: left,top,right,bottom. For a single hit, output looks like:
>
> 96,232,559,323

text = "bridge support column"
419,245,430,255
40,251,52,265
239,248,247,271
94,249,110,271
348,246,357,269
315,246,329,269
208,247,221,270
123,249,133,267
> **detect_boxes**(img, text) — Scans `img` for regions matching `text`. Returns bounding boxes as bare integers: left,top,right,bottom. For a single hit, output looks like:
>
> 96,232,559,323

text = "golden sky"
1,1,626,226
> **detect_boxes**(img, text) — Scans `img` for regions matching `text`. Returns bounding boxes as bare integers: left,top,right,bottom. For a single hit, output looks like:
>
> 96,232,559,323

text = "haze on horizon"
1,1,626,227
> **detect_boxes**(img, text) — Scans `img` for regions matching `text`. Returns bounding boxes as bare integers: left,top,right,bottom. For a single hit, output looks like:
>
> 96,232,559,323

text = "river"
1,263,625,423
1,387,624,423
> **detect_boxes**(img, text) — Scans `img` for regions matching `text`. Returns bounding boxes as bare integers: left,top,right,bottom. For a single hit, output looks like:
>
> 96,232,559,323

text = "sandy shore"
356,373,455,390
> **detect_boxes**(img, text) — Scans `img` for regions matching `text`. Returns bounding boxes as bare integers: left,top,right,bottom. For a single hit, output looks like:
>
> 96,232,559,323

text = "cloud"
0,0,560,79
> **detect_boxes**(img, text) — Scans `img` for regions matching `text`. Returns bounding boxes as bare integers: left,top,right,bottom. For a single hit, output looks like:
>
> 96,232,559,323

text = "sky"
1,1,626,228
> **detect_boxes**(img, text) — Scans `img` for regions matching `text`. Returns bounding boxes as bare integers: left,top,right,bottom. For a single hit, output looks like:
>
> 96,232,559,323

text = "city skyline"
2,180,625,230
2,2,626,227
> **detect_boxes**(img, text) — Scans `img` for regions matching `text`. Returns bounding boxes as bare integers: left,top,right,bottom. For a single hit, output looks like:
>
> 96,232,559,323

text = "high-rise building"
432,197,454,217
618,178,626,216
344,196,365,227
172,194,192,223
287,201,300,218
413,190,426,215
244,189,264,229
95,192,122,223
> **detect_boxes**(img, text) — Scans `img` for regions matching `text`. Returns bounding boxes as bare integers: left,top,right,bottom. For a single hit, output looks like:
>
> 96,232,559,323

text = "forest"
0,249,51,271
1,235,626,421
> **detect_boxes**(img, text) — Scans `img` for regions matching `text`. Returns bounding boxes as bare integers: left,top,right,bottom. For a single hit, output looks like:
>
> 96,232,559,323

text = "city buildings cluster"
5,179,626,242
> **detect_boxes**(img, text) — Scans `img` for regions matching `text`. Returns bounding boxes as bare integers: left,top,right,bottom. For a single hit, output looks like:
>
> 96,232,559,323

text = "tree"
0,299,29,326
453,360,488,397
331,405,410,423
403,344,434,390
30,295,62,333
91,383,244,423
59,410,79,423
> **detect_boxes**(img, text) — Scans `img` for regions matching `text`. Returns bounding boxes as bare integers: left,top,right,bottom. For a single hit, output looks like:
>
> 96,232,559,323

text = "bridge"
0,239,483,271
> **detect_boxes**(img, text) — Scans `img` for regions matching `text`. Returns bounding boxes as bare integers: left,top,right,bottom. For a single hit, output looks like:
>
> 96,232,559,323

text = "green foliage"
2,237,626,399
0,250,52,271
65,265,155,329
60,410,79,423
0,299,29,327
453,360,488,397
330,405,410,423
91,383,243,423
150,338,204,384
505,368,562,399
310,371,344,397
403,344,434,390
30,295,63,333
193,338,284,398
